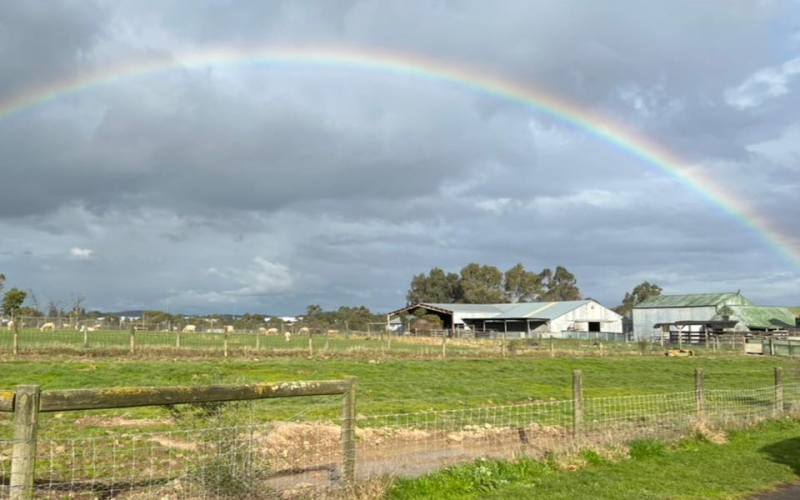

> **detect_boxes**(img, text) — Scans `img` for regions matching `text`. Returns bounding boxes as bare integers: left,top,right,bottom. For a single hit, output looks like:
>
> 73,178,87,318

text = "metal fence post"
572,370,583,438
775,367,784,417
10,385,41,500
341,377,357,487
695,368,704,421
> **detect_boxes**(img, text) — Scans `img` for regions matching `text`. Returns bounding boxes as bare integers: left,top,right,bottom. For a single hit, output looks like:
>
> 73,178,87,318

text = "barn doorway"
588,322,601,332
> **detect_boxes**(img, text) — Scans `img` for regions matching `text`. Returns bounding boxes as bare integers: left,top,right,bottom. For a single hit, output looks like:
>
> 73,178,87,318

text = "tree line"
405,263,663,317
406,263,581,304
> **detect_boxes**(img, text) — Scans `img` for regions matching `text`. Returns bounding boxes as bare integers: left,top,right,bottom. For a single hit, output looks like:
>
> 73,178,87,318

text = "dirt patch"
73,416,173,427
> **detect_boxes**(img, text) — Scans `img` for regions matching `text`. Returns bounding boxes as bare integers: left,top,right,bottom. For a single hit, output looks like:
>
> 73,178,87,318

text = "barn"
632,292,753,340
388,300,624,339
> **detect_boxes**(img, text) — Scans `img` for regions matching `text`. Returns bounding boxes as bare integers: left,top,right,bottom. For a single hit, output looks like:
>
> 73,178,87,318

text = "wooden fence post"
769,338,775,356
223,330,229,358
775,367,784,418
572,370,583,438
309,336,313,357
695,368,704,421
176,330,181,349
255,329,260,350
324,330,330,352
10,385,41,500
441,336,447,359
129,324,135,355
83,327,89,348
13,320,19,356
341,377,357,487
501,331,506,358
549,335,554,357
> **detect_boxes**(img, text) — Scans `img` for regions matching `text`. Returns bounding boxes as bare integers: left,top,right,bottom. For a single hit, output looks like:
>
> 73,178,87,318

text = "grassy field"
0,354,796,437
0,353,797,498
388,418,800,499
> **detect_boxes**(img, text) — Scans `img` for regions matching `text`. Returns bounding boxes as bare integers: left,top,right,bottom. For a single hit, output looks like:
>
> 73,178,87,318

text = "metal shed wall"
633,306,718,339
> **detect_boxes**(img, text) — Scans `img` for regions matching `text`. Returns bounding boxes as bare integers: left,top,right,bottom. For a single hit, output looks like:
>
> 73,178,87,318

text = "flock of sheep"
6,321,340,343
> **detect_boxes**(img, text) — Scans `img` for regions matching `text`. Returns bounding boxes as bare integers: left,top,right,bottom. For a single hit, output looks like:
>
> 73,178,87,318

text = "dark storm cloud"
0,0,798,313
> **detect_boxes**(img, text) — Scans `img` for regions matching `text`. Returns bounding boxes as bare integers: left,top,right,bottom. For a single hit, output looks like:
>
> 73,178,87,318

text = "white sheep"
266,328,278,335
284,331,292,342
182,325,197,333
7,320,14,331
326,329,339,335
297,327,310,335
40,322,55,332
224,325,234,333
258,327,267,333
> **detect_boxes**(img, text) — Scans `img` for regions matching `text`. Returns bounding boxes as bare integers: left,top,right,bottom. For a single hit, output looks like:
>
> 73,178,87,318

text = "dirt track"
749,482,800,500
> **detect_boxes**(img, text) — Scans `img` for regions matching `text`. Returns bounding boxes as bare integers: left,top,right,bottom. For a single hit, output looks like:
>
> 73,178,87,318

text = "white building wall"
632,306,718,340
548,303,624,333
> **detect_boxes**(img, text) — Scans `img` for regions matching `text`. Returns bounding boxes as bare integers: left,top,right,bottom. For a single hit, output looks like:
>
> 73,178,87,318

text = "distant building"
388,300,623,338
632,292,759,340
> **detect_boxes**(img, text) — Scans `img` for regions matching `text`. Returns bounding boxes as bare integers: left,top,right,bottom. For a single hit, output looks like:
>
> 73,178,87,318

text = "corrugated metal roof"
635,293,752,309
712,306,795,330
421,303,506,314
420,301,606,320
492,301,591,319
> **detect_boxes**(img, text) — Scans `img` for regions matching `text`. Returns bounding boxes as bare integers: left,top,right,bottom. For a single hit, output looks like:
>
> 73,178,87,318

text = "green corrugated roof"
712,306,795,330
635,293,752,308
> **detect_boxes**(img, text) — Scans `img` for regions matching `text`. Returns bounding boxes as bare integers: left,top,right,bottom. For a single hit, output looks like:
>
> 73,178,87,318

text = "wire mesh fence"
0,323,755,360
0,372,796,499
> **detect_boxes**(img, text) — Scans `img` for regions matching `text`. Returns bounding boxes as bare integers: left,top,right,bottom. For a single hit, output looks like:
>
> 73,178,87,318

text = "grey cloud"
0,0,798,314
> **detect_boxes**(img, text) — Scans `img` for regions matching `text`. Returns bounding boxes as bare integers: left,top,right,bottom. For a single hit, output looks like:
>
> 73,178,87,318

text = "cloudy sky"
1,1,799,315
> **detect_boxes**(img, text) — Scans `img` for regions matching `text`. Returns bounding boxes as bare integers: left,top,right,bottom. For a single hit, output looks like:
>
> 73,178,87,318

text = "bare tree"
26,289,40,315
70,293,86,327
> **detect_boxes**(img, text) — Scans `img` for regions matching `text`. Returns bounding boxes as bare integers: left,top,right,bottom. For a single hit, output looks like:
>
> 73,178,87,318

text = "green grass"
0,355,794,439
388,419,800,500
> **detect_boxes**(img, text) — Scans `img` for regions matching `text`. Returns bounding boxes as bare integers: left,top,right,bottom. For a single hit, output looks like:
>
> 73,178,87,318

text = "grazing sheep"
284,331,292,342
326,329,339,335
266,328,278,335
297,327,310,335
7,320,14,331
40,322,55,332
258,327,267,333
182,325,197,333
224,325,235,333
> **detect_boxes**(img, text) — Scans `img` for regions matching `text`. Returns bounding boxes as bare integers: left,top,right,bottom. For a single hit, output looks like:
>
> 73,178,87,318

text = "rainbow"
1,45,797,268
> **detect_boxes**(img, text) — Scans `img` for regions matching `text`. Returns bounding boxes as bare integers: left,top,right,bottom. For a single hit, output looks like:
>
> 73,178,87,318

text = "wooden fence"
1,378,356,500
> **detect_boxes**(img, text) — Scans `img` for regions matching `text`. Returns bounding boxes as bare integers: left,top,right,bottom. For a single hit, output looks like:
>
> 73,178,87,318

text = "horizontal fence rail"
2,379,356,500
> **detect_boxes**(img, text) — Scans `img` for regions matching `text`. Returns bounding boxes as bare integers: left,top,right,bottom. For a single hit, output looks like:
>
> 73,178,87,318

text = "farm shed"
632,292,753,340
710,306,796,332
387,300,623,339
